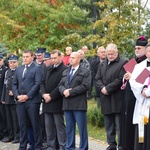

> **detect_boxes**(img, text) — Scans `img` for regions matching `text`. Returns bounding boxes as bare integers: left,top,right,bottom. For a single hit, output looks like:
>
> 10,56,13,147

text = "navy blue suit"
12,62,43,150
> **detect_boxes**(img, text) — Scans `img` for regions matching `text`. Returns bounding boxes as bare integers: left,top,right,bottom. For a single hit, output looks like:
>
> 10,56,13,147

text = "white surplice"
129,59,150,125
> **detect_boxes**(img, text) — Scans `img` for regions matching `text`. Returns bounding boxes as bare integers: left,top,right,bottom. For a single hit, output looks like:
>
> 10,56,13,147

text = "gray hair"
97,46,105,53
106,44,118,52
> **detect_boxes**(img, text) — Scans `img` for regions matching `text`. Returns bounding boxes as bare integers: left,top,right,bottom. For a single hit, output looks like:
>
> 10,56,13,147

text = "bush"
87,106,104,128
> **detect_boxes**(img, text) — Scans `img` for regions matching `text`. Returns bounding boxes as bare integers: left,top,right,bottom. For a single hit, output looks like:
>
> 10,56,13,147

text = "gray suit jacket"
59,66,91,110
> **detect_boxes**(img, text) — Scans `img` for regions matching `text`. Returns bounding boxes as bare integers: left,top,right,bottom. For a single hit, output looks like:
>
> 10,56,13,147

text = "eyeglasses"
135,47,142,50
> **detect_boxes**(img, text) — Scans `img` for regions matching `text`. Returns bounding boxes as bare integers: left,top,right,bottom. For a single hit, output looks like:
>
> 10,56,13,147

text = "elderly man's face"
106,49,118,62
98,48,106,60
135,46,145,58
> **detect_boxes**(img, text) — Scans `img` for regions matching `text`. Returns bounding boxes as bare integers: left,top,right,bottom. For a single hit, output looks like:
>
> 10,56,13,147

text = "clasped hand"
42,93,51,103
101,87,108,95
63,88,72,98
17,95,28,102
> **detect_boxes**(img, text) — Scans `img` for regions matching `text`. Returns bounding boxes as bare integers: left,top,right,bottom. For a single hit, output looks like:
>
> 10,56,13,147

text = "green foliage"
0,0,90,52
0,0,149,57
93,0,146,56
87,106,104,128
0,43,8,56
142,9,150,39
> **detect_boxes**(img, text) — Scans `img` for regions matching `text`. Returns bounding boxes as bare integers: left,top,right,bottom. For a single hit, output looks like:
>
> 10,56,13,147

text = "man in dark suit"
12,50,43,150
41,50,67,150
59,52,91,150
95,44,127,150
91,46,106,107
27,48,46,150
1,55,19,143
0,55,8,140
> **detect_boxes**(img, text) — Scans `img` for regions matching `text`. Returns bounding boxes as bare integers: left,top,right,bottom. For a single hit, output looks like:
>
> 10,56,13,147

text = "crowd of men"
0,37,150,150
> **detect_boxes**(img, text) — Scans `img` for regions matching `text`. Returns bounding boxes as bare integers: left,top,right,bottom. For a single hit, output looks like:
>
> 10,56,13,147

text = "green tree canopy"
0,0,149,58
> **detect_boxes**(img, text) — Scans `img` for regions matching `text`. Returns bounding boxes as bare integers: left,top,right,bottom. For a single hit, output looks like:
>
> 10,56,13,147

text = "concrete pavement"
0,135,108,150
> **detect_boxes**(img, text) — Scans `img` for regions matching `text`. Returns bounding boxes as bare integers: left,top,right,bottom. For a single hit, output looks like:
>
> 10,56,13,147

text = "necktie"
22,65,28,78
69,68,75,83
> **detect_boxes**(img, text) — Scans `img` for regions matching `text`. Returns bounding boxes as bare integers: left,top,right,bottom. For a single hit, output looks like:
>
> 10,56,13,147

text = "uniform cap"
43,52,51,60
8,55,18,61
35,47,46,55
0,55,3,59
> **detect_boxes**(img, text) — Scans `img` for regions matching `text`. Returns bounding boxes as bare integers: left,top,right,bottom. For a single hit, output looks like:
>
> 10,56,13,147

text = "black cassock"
120,81,135,149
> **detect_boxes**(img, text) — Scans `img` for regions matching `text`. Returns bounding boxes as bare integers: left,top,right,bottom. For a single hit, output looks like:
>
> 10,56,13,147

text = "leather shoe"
1,137,7,142
2,137,13,143
11,139,19,144
106,145,117,150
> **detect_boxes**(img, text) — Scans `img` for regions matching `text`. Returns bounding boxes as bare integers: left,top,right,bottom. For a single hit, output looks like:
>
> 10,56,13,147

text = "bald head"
70,52,81,67
77,49,84,59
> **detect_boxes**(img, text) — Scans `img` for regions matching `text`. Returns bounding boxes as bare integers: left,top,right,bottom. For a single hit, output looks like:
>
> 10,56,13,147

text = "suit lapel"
70,67,81,82
46,66,54,82
22,63,34,80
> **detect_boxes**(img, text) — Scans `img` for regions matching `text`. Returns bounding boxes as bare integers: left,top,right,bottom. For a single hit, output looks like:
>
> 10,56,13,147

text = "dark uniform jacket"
59,66,91,111
40,62,67,113
0,65,8,101
95,55,127,114
1,69,16,104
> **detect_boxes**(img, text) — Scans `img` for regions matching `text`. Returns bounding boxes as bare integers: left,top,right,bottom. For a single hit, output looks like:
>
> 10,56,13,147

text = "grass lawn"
87,123,106,142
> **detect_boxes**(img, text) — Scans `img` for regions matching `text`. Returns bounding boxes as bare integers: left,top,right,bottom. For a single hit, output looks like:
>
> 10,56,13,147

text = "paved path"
0,135,108,150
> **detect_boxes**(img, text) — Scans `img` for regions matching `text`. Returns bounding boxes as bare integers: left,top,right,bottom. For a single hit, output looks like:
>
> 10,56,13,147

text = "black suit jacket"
95,55,127,114
40,62,67,113
91,57,101,97
12,62,42,104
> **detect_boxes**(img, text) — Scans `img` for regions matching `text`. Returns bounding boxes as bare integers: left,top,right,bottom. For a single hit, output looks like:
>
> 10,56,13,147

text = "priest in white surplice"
129,44,150,150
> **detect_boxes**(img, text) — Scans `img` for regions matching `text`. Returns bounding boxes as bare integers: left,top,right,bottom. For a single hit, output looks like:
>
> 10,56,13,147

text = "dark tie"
147,61,150,67
69,68,75,83
22,65,28,78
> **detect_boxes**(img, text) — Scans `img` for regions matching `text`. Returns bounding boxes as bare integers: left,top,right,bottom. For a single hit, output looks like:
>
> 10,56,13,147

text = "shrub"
87,107,104,128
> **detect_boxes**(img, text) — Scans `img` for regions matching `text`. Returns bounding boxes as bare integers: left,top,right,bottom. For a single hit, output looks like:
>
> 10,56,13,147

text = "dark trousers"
28,126,35,150
40,113,46,143
96,97,101,108
17,103,42,150
64,110,88,150
5,104,19,140
0,103,7,137
45,113,66,150
104,113,121,148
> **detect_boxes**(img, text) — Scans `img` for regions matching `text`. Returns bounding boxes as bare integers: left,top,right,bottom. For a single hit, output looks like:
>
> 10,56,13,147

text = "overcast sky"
143,0,150,9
